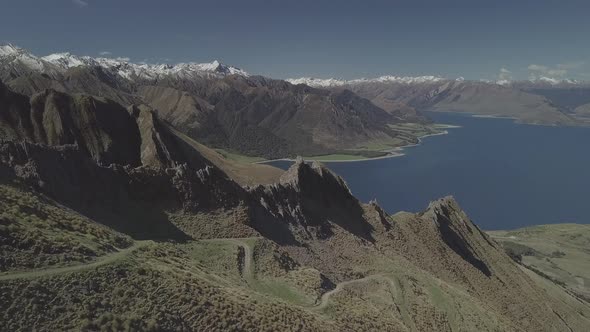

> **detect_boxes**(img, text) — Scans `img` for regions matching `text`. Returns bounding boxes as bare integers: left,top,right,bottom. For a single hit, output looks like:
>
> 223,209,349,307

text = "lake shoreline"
266,111,590,230
257,124,460,164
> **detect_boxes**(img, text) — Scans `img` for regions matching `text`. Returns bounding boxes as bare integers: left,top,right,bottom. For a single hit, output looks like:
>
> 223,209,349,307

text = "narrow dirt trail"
0,241,152,281
199,237,258,281
227,238,254,281
314,274,392,310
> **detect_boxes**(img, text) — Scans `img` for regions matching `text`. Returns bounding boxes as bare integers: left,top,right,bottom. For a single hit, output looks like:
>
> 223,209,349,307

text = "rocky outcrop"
248,158,374,244
0,84,254,239
1,87,142,166
374,196,589,332
128,104,186,168
0,83,218,170
0,140,247,239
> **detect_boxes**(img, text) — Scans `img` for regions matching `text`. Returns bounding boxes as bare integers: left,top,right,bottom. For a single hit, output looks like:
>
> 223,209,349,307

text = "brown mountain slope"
1,154,588,330
0,47,435,160
489,224,590,303
0,82,142,166
138,76,429,159
0,84,279,238
574,102,590,119
167,125,283,186
343,80,578,126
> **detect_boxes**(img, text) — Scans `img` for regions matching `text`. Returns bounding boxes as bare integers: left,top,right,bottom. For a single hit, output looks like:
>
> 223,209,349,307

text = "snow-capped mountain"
286,75,448,87
528,77,582,86
0,44,248,81
288,74,589,89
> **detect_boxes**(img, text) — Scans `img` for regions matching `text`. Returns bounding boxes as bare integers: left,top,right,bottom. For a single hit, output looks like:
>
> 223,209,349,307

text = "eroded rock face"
248,158,375,244
0,84,252,239
129,104,185,169
421,197,495,276
1,87,142,166
0,140,246,239
0,84,217,171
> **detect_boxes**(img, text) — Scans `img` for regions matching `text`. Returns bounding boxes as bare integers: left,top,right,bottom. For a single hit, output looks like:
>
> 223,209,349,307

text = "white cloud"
99,51,112,56
498,67,512,81
72,0,88,7
115,57,130,62
528,64,547,72
528,63,573,80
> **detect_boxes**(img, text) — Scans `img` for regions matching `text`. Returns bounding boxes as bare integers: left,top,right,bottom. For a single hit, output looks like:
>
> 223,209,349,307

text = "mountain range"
2,44,590,161
0,45,435,160
288,76,590,126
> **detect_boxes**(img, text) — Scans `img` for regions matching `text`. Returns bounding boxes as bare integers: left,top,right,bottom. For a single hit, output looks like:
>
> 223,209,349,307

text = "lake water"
268,112,590,230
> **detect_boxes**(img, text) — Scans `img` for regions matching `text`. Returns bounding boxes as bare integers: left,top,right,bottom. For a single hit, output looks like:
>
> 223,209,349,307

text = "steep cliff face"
247,158,374,244
128,104,187,169
0,84,218,170
372,197,590,331
0,140,247,239
0,84,252,238
1,87,142,166
0,80,34,139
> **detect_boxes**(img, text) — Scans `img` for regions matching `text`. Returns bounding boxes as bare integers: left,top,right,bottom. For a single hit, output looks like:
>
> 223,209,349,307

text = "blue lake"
268,112,590,230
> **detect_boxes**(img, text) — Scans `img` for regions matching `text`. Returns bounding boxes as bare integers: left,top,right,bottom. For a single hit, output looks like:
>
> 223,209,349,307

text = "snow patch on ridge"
0,44,21,56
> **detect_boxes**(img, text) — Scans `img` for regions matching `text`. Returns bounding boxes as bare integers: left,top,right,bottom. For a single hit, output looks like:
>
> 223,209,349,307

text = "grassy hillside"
489,224,590,302
2,189,589,331
0,183,133,273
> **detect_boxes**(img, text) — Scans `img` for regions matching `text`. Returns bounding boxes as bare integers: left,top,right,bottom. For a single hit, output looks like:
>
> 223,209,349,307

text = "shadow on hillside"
0,141,192,241
435,209,492,277
300,195,375,243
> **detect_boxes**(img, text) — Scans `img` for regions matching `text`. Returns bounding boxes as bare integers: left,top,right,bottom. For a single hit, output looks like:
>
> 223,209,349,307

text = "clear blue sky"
2,0,589,80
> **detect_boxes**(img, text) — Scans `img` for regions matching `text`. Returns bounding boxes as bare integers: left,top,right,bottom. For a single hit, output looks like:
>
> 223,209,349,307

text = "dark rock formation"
1,87,142,166
248,158,374,243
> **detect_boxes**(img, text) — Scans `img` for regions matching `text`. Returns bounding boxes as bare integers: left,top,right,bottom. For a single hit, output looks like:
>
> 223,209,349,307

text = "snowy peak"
41,52,86,68
534,77,580,85
286,77,348,87
492,77,588,88
287,75,447,87
0,44,22,56
0,44,249,81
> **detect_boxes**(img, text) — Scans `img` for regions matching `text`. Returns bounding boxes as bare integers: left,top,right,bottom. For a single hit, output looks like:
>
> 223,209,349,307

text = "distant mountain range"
2,43,590,163
288,75,590,88
288,75,590,126
0,44,249,81
0,44,436,160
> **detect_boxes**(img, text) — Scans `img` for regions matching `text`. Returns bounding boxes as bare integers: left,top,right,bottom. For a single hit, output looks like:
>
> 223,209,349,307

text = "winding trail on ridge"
314,273,394,310
0,234,399,313
0,241,152,281
199,237,257,281
0,234,394,313
203,237,399,311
